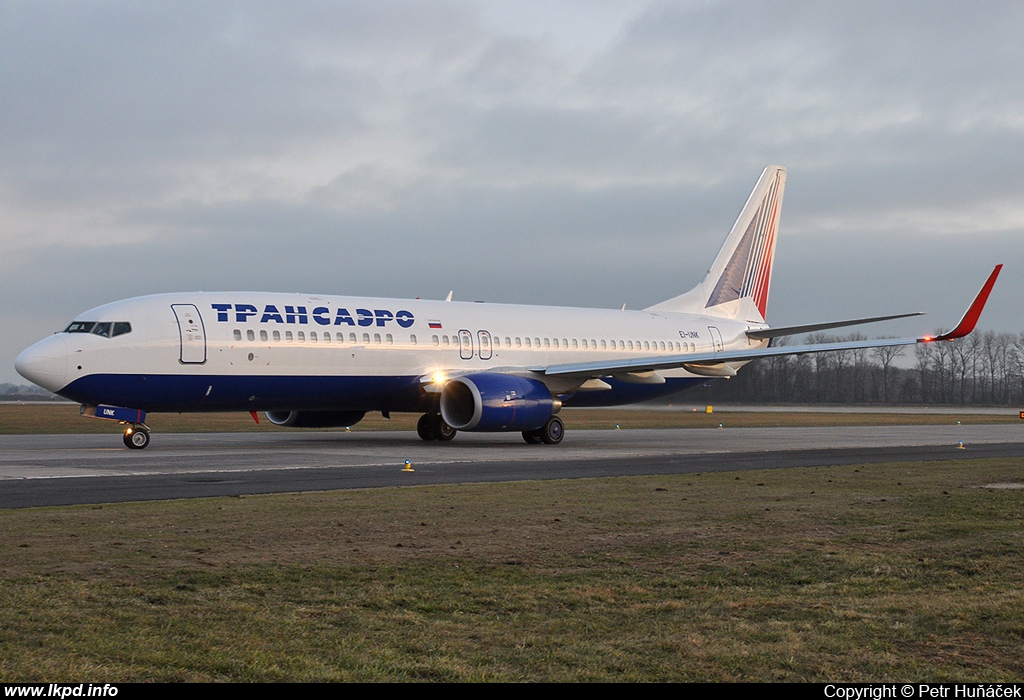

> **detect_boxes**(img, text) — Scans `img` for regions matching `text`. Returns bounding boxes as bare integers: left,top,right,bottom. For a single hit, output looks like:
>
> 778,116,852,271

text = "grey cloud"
3,1,1023,383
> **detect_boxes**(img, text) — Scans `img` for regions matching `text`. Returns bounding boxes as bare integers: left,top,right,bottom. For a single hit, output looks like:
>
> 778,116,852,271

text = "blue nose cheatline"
15,334,69,393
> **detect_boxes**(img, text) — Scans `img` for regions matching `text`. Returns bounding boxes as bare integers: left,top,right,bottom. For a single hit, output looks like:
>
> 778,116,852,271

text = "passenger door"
171,304,207,364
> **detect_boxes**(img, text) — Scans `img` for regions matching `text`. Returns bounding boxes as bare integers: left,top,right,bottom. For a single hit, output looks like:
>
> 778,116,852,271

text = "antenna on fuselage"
445,291,453,302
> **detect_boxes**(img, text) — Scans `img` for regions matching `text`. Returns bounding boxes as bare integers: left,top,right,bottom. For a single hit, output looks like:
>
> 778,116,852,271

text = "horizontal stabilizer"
746,312,924,340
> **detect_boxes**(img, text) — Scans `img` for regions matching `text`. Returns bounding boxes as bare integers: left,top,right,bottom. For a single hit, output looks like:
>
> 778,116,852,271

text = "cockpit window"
63,321,132,337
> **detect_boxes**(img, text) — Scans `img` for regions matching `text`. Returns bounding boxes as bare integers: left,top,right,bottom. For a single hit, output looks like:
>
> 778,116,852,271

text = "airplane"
15,165,1002,449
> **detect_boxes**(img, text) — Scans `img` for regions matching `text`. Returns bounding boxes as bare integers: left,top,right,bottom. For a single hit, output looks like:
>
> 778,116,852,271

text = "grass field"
2,454,1023,681
2,404,1022,680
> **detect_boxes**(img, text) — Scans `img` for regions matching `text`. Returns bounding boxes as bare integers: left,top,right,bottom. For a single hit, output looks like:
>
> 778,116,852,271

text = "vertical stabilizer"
646,165,786,322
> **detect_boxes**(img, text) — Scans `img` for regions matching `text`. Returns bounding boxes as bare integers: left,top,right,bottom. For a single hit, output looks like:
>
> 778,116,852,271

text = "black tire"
416,414,436,441
124,427,150,449
433,415,457,442
539,416,564,445
522,429,542,444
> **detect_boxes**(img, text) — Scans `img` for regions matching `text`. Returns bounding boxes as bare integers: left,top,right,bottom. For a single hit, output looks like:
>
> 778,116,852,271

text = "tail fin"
646,165,786,322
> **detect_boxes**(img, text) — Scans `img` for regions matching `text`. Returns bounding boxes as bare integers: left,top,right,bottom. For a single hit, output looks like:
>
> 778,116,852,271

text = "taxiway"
1,424,1022,508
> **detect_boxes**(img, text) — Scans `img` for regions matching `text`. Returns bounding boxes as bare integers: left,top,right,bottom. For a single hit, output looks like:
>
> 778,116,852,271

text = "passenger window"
336,332,344,343
323,332,330,343
349,333,357,344
310,332,318,343
297,331,305,342
286,331,293,342
233,330,242,341
432,335,439,346
544,338,550,348
362,333,370,344
273,330,281,342
260,330,268,342
246,329,255,341
410,334,417,345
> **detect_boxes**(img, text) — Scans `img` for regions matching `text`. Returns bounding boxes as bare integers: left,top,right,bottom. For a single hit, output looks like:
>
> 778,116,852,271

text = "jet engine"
440,373,558,432
264,410,366,428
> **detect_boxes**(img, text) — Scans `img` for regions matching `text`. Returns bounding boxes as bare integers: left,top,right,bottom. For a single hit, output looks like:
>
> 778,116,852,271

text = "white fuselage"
16,291,764,413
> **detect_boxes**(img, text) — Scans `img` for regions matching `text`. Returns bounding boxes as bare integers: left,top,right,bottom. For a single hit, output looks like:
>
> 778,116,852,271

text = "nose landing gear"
123,424,151,449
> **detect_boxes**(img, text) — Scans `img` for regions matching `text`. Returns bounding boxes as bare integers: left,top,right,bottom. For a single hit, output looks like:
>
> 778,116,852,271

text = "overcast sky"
3,1,1022,384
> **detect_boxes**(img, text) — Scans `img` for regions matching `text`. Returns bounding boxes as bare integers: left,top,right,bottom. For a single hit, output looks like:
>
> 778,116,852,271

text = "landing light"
431,371,448,385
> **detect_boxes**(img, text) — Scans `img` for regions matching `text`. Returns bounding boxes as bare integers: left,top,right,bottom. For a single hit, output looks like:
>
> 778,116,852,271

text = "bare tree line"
702,330,1024,406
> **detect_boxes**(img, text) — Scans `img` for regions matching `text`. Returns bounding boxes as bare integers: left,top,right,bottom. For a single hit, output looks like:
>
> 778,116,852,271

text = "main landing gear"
417,414,457,442
522,416,564,445
415,413,564,444
123,423,151,449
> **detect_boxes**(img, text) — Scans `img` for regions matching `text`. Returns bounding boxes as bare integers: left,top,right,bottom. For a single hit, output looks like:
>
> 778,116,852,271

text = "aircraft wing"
539,265,1002,380
537,336,920,379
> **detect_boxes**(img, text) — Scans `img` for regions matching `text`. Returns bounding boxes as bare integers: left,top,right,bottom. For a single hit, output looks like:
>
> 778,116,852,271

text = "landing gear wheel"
522,430,542,444
417,414,436,441
417,414,457,442
539,416,564,445
123,426,150,449
433,415,457,442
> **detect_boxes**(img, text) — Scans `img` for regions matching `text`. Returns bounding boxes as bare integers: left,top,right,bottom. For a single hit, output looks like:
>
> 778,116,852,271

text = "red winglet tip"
932,265,1002,342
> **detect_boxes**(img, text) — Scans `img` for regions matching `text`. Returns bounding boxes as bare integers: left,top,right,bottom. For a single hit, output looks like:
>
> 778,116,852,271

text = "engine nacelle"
264,410,366,428
440,373,557,432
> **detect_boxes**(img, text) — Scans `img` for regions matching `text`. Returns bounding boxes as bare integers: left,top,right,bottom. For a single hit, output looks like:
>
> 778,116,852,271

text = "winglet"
922,265,1002,342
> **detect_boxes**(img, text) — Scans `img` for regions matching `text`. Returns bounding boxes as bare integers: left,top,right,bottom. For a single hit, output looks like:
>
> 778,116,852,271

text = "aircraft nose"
15,334,69,393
